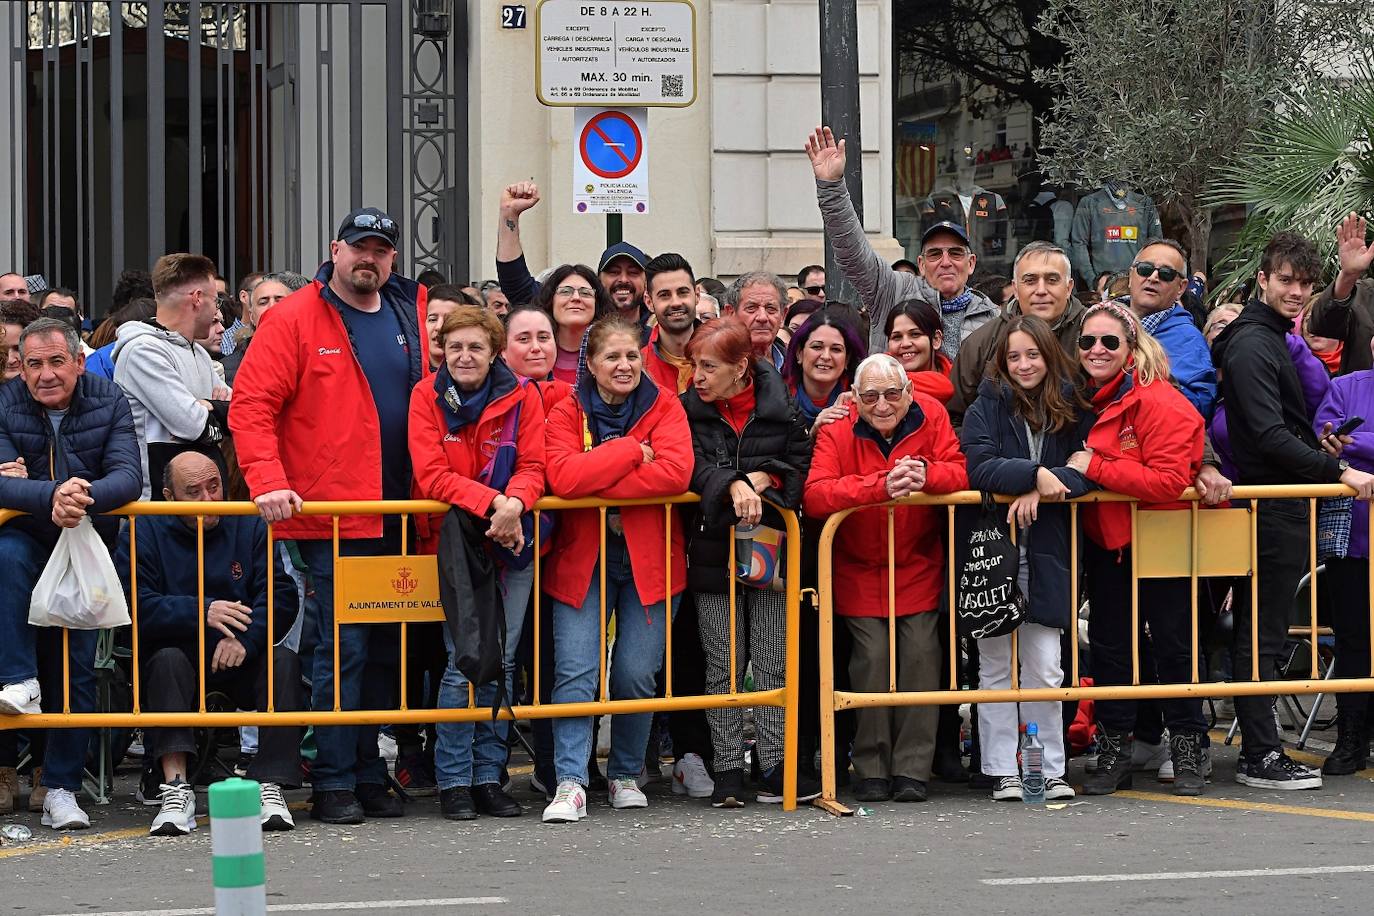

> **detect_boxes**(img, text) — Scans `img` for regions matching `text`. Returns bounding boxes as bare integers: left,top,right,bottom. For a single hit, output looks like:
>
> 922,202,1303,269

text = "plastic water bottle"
1020,722,1045,805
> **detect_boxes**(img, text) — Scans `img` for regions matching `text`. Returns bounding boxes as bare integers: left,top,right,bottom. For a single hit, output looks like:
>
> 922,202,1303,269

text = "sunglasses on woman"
1132,261,1184,283
856,387,906,405
1077,334,1122,352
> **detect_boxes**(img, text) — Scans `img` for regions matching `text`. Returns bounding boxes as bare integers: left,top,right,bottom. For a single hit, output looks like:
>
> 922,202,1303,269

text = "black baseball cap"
892,258,918,272
337,207,401,248
920,220,972,248
597,241,648,273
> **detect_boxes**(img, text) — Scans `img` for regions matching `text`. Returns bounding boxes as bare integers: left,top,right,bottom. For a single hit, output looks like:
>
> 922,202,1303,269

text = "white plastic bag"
28,517,131,630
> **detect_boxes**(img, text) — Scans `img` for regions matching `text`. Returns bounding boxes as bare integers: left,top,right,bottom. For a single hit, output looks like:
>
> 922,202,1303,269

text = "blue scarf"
795,383,842,427
433,363,494,434
939,288,975,315
577,371,660,445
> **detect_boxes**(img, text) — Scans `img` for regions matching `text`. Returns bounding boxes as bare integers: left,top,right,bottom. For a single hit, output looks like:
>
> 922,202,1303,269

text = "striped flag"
896,122,938,200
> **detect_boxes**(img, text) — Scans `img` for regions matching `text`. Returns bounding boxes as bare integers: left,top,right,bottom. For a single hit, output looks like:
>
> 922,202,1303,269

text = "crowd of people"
1,124,1373,838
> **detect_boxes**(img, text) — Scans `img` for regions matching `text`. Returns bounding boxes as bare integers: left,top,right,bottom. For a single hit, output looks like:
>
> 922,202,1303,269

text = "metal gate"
2,1,466,316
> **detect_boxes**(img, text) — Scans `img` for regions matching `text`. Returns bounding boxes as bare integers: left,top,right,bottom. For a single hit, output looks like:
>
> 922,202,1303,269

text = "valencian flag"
896,121,938,200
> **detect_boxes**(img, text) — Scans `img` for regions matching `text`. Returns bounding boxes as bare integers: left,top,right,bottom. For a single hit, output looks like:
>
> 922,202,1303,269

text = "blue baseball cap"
597,241,649,273
920,220,971,248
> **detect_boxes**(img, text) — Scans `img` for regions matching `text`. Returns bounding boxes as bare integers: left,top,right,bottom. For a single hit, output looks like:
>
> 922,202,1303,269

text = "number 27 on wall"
501,5,527,28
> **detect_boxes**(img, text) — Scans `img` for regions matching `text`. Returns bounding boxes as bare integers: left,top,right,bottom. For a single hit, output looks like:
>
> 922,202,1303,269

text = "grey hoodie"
814,177,999,357
112,320,221,499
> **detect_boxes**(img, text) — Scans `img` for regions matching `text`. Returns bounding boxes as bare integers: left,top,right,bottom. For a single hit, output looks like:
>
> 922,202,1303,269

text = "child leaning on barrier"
959,315,1094,804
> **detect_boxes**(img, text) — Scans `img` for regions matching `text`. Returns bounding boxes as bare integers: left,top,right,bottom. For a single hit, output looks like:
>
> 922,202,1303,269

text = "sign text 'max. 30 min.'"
536,0,697,107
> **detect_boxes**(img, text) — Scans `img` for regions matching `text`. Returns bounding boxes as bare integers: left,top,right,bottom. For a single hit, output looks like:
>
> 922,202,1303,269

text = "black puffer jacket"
682,362,813,593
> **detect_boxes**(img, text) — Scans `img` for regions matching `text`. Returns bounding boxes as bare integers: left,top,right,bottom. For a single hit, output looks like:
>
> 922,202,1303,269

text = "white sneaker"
41,787,91,830
0,678,41,715
991,775,1022,801
1131,734,1169,771
542,781,587,823
608,776,648,809
671,753,714,798
1044,777,1076,800
149,782,197,836
260,782,294,831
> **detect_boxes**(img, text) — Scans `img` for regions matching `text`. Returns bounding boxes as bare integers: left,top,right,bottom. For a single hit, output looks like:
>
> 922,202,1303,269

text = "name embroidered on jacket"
318,347,341,356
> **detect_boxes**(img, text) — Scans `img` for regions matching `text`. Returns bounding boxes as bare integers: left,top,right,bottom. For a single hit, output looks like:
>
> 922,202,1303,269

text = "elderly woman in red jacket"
541,315,693,824
804,352,968,804
408,306,547,822
1069,301,1206,798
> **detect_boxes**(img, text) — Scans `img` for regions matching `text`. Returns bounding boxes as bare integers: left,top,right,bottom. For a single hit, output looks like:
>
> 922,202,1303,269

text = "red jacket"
408,364,548,553
804,392,968,617
909,353,955,404
534,378,574,414
641,328,691,394
228,269,427,539
1082,370,1203,551
543,380,693,608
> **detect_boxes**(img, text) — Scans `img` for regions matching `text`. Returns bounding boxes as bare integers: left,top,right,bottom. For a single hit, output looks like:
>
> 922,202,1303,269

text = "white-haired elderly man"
803,353,968,805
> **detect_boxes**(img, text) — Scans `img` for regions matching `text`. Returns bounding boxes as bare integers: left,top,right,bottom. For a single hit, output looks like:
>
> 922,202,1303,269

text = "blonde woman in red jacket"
540,315,693,823
408,306,547,821
1069,301,1207,798
804,352,968,804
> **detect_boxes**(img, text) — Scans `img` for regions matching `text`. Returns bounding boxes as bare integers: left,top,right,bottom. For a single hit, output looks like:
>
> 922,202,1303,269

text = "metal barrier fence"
0,496,804,810
816,485,1374,816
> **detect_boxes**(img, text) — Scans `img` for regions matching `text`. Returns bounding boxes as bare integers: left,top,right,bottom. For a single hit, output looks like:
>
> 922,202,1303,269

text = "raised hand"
804,126,847,182
500,181,541,220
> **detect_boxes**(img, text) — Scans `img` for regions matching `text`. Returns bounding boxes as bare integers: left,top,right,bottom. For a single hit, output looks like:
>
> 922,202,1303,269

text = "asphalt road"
5,726,1374,916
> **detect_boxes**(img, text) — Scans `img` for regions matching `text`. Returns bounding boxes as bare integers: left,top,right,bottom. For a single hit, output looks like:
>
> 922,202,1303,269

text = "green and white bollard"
209,778,267,915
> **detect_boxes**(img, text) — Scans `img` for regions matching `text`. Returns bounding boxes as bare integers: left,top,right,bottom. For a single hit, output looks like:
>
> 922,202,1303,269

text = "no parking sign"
573,107,649,215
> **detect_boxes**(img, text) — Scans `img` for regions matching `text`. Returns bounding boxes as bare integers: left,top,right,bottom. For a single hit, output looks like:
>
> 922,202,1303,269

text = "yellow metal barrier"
816,484,1374,816
0,495,804,811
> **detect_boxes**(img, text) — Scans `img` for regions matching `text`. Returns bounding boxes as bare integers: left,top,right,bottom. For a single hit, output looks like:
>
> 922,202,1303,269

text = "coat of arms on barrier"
391,567,418,597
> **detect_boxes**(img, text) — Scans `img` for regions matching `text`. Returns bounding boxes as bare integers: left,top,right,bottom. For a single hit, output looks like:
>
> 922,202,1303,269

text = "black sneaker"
310,789,364,824
355,782,405,817
757,764,822,804
890,776,927,802
711,768,747,808
852,777,891,802
439,786,477,821
1235,750,1322,790
472,783,523,818
395,753,438,798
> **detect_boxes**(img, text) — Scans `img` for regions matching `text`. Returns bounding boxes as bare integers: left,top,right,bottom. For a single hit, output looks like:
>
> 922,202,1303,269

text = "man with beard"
230,207,426,825
641,252,700,393
493,181,651,332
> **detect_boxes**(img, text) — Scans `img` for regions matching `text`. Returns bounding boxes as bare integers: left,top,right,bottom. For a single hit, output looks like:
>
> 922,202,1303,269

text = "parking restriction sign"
573,107,649,214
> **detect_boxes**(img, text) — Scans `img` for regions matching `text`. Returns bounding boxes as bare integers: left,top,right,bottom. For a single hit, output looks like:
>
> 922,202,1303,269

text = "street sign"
573,107,649,214
536,0,697,108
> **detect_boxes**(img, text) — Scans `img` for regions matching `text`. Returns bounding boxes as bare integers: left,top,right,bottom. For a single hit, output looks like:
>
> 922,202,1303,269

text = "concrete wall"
466,0,898,283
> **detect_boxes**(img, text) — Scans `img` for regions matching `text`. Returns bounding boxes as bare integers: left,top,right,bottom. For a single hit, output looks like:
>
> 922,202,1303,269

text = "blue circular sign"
579,112,643,180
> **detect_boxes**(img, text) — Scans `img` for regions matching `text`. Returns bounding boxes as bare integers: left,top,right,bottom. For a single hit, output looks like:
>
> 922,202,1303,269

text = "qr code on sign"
661,74,684,98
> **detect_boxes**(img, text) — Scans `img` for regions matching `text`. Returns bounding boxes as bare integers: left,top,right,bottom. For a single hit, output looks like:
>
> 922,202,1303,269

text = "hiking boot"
0,766,17,816
1169,732,1207,796
1082,728,1133,795
1322,709,1368,775
28,766,47,813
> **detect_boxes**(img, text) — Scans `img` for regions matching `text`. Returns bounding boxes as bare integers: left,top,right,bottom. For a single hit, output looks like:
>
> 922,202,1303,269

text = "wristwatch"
1339,458,1351,472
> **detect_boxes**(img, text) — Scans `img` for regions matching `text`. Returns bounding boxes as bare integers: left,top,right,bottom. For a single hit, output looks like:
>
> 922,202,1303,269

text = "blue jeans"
296,534,401,792
434,562,534,788
551,537,678,786
0,527,98,792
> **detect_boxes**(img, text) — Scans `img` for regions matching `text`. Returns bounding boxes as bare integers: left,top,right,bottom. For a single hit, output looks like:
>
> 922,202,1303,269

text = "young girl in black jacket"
959,315,1094,802
681,319,817,807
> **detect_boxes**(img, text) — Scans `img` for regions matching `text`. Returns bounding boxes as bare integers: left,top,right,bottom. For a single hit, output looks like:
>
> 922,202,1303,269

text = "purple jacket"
1314,370,1374,558
1210,333,1330,480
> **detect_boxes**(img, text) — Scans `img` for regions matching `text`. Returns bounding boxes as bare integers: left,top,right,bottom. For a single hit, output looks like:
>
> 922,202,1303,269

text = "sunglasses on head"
1132,261,1184,283
803,285,825,296
856,387,906,406
1077,334,1122,352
